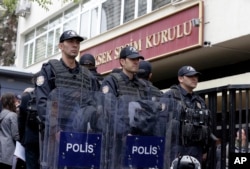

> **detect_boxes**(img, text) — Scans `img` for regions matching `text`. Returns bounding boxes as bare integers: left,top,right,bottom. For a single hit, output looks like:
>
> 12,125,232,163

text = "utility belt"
180,108,210,146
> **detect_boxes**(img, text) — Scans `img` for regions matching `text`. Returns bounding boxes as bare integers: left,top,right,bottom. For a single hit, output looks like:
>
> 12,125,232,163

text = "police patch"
161,103,166,111
102,85,109,93
197,102,202,109
36,75,45,86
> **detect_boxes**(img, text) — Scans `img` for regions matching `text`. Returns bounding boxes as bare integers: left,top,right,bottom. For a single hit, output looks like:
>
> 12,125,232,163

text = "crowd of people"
0,30,247,169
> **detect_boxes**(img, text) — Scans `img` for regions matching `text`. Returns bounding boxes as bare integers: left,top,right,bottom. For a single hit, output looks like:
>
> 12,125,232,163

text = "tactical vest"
49,59,93,130
111,73,148,99
49,59,92,90
170,85,211,147
143,80,163,101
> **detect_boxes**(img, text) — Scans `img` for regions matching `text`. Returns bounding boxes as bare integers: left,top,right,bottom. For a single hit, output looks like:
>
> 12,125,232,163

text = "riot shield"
40,88,115,169
160,96,202,169
160,96,182,169
107,94,168,169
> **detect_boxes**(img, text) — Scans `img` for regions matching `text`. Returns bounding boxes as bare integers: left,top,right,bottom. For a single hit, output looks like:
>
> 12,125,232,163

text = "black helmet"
170,155,201,169
80,53,95,66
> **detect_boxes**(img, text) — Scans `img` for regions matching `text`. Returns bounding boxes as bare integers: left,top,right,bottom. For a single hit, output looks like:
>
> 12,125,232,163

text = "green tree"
0,0,82,66
1,0,82,12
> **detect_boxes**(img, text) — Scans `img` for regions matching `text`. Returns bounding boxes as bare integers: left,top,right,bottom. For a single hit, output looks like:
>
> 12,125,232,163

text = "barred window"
101,0,121,32
34,34,46,62
22,0,172,68
124,0,135,23
138,0,147,17
152,0,171,11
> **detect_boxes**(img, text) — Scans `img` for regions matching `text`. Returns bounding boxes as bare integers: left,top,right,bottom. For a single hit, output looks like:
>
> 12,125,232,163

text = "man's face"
59,38,81,59
179,75,199,91
120,58,140,73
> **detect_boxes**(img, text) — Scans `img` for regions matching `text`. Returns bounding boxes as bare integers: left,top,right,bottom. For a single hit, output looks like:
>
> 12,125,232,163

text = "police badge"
36,75,45,86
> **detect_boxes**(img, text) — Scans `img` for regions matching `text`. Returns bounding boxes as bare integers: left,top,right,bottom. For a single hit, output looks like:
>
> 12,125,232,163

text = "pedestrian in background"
0,93,20,169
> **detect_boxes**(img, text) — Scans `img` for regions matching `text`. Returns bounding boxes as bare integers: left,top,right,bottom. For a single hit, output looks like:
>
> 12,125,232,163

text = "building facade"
15,0,250,90
14,0,250,168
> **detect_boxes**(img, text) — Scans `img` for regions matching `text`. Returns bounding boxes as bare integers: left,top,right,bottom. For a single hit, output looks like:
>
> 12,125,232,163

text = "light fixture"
191,18,201,27
203,41,212,47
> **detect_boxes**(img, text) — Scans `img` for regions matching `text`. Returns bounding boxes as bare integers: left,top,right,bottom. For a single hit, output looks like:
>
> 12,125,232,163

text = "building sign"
58,132,102,168
124,136,165,168
80,2,203,73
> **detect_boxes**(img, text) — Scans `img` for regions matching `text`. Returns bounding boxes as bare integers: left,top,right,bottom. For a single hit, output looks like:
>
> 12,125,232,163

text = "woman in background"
0,93,20,169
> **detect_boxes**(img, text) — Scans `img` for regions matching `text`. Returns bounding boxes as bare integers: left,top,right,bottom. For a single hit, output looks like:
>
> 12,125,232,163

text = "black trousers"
0,162,12,169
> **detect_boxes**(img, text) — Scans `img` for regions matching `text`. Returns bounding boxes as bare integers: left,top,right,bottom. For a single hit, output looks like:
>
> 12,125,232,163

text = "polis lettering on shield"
66,143,94,153
132,145,158,155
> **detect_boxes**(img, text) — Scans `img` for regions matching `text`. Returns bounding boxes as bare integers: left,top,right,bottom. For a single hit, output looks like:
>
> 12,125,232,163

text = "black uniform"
140,78,163,100
36,58,99,123
101,71,148,98
18,89,39,169
89,68,103,89
163,84,212,164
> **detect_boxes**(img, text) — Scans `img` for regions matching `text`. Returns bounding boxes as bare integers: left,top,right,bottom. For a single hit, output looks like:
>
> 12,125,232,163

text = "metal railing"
197,84,250,169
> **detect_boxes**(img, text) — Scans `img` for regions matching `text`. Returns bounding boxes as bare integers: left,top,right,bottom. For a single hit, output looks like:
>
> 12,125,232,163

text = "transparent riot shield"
107,95,168,169
160,96,182,169
40,88,115,169
160,97,202,169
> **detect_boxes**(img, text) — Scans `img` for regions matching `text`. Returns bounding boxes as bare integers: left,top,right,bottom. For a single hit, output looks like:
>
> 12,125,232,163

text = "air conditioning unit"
15,0,31,17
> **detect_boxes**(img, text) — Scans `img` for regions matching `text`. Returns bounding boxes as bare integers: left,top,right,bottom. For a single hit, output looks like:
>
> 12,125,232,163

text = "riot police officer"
137,60,163,100
163,65,212,165
80,53,103,89
35,30,99,169
101,46,163,169
101,45,145,98
36,30,98,123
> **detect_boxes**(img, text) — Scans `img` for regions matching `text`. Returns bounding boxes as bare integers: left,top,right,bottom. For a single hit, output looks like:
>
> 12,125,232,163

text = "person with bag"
0,93,20,169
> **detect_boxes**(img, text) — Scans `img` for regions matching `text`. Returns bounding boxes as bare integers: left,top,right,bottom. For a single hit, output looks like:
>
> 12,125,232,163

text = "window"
64,6,78,20
138,0,147,17
36,23,48,36
90,7,99,37
63,17,78,31
22,0,172,68
101,0,121,32
152,0,171,11
23,42,34,67
124,0,135,23
34,34,46,62
80,11,90,38
48,15,62,29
